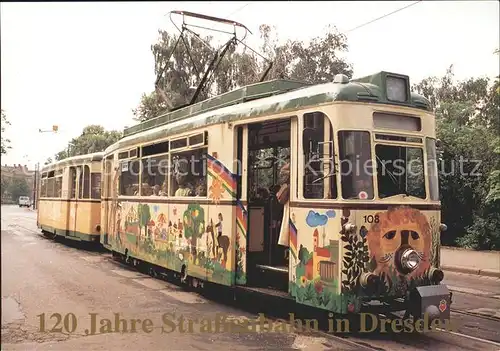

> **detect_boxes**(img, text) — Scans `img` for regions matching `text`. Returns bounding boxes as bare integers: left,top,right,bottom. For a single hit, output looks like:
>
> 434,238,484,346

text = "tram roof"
40,152,104,173
109,71,432,153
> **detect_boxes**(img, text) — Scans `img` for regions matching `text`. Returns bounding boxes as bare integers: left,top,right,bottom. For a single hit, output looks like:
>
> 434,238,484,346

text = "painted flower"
347,303,355,313
300,276,307,286
209,178,225,204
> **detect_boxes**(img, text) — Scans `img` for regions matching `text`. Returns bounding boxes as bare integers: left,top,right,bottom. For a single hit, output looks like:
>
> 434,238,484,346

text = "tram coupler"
408,284,451,324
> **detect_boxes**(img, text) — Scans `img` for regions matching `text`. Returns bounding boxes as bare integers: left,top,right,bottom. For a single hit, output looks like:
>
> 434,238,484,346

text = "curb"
442,265,500,278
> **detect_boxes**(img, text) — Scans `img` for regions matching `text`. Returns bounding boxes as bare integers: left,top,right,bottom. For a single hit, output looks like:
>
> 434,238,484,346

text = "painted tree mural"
138,204,151,238
183,204,205,255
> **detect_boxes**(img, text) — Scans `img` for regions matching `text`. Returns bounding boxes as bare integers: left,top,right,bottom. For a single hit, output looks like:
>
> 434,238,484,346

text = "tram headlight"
386,75,408,102
400,248,420,271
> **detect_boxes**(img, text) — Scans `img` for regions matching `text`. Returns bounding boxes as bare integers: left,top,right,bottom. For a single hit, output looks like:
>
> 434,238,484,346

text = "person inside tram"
269,184,283,230
277,162,290,252
152,184,161,196
132,184,139,196
174,174,194,197
142,183,153,196
195,178,207,197
160,180,168,196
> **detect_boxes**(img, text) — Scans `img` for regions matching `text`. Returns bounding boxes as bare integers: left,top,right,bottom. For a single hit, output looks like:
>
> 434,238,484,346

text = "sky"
1,1,499,170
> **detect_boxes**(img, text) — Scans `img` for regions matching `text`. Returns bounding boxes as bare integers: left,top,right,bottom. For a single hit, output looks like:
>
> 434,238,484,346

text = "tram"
37,152,104,242
99,71,451,322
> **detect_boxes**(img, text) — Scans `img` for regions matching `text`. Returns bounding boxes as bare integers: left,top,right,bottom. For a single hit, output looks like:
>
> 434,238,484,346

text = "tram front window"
338,131,374,200
375,144,426,199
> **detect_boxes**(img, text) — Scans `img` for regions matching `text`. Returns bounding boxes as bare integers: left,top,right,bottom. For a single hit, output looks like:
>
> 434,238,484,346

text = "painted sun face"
366,207,431,278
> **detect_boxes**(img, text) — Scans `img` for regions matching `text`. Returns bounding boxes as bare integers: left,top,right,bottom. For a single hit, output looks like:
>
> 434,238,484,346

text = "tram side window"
55,176,62,198
141,155,169,196
119,159,140,196
46,171,55,197
82,165,90,199
70,167,77,199
170,148,207,197
338,131,374,200
78,166,84,198
104,159,113,198
40,174,47,198
91,173,101,199
303,112,337,199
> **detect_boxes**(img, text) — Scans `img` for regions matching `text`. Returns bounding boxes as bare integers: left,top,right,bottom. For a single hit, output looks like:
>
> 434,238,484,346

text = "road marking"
436,328,500,348
159,289,208,304
447,285,495,296
466,308,500,319
110,269,148,278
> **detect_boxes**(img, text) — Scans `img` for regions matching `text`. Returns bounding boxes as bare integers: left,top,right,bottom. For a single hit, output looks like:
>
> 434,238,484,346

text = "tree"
53,125,122,161
1,109,11,155
258,24,353,83
133,24,353,122
413,66,500,250
8,178,30,201
1,176,11,198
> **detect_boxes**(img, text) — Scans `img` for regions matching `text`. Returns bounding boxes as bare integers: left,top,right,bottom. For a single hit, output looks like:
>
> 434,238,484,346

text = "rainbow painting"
236,200,248,239
207,154,237,198
289,220,298,260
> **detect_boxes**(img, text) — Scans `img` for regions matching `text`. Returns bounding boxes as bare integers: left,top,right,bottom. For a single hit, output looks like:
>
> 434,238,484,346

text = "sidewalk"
441,246,500,278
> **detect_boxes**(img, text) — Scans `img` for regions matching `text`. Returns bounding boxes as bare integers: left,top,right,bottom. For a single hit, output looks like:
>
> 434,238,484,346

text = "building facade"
1,164,35,203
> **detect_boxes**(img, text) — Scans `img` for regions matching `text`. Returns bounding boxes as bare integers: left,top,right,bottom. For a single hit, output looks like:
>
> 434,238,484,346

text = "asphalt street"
1,205,499,350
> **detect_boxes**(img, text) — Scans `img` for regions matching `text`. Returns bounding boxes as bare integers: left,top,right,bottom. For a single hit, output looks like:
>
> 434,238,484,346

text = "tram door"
101,156,113,245
244,118,292,290
66,166,78,237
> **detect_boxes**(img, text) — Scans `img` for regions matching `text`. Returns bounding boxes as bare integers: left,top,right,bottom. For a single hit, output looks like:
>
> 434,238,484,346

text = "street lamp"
33,162,39,210
35,127,59,209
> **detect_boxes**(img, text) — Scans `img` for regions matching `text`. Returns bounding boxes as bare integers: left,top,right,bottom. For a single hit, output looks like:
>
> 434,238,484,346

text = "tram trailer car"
97,71,450,322
37,153,104,243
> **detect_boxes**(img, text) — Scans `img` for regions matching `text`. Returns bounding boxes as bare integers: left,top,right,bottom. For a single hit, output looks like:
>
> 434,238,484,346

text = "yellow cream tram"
37,152,104,242
98,71,451,322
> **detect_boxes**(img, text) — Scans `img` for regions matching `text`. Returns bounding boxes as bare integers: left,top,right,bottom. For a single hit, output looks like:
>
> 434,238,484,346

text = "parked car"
18,196,31,207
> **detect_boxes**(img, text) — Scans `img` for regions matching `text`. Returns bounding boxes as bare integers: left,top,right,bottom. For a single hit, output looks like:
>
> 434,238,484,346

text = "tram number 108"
363,215,380,224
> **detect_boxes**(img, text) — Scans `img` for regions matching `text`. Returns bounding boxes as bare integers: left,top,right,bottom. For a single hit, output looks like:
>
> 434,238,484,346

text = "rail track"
452,308,500,323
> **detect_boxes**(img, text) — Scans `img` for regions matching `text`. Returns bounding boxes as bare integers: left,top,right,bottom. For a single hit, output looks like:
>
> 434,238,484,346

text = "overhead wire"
346,1,422,34
226,3,250,19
